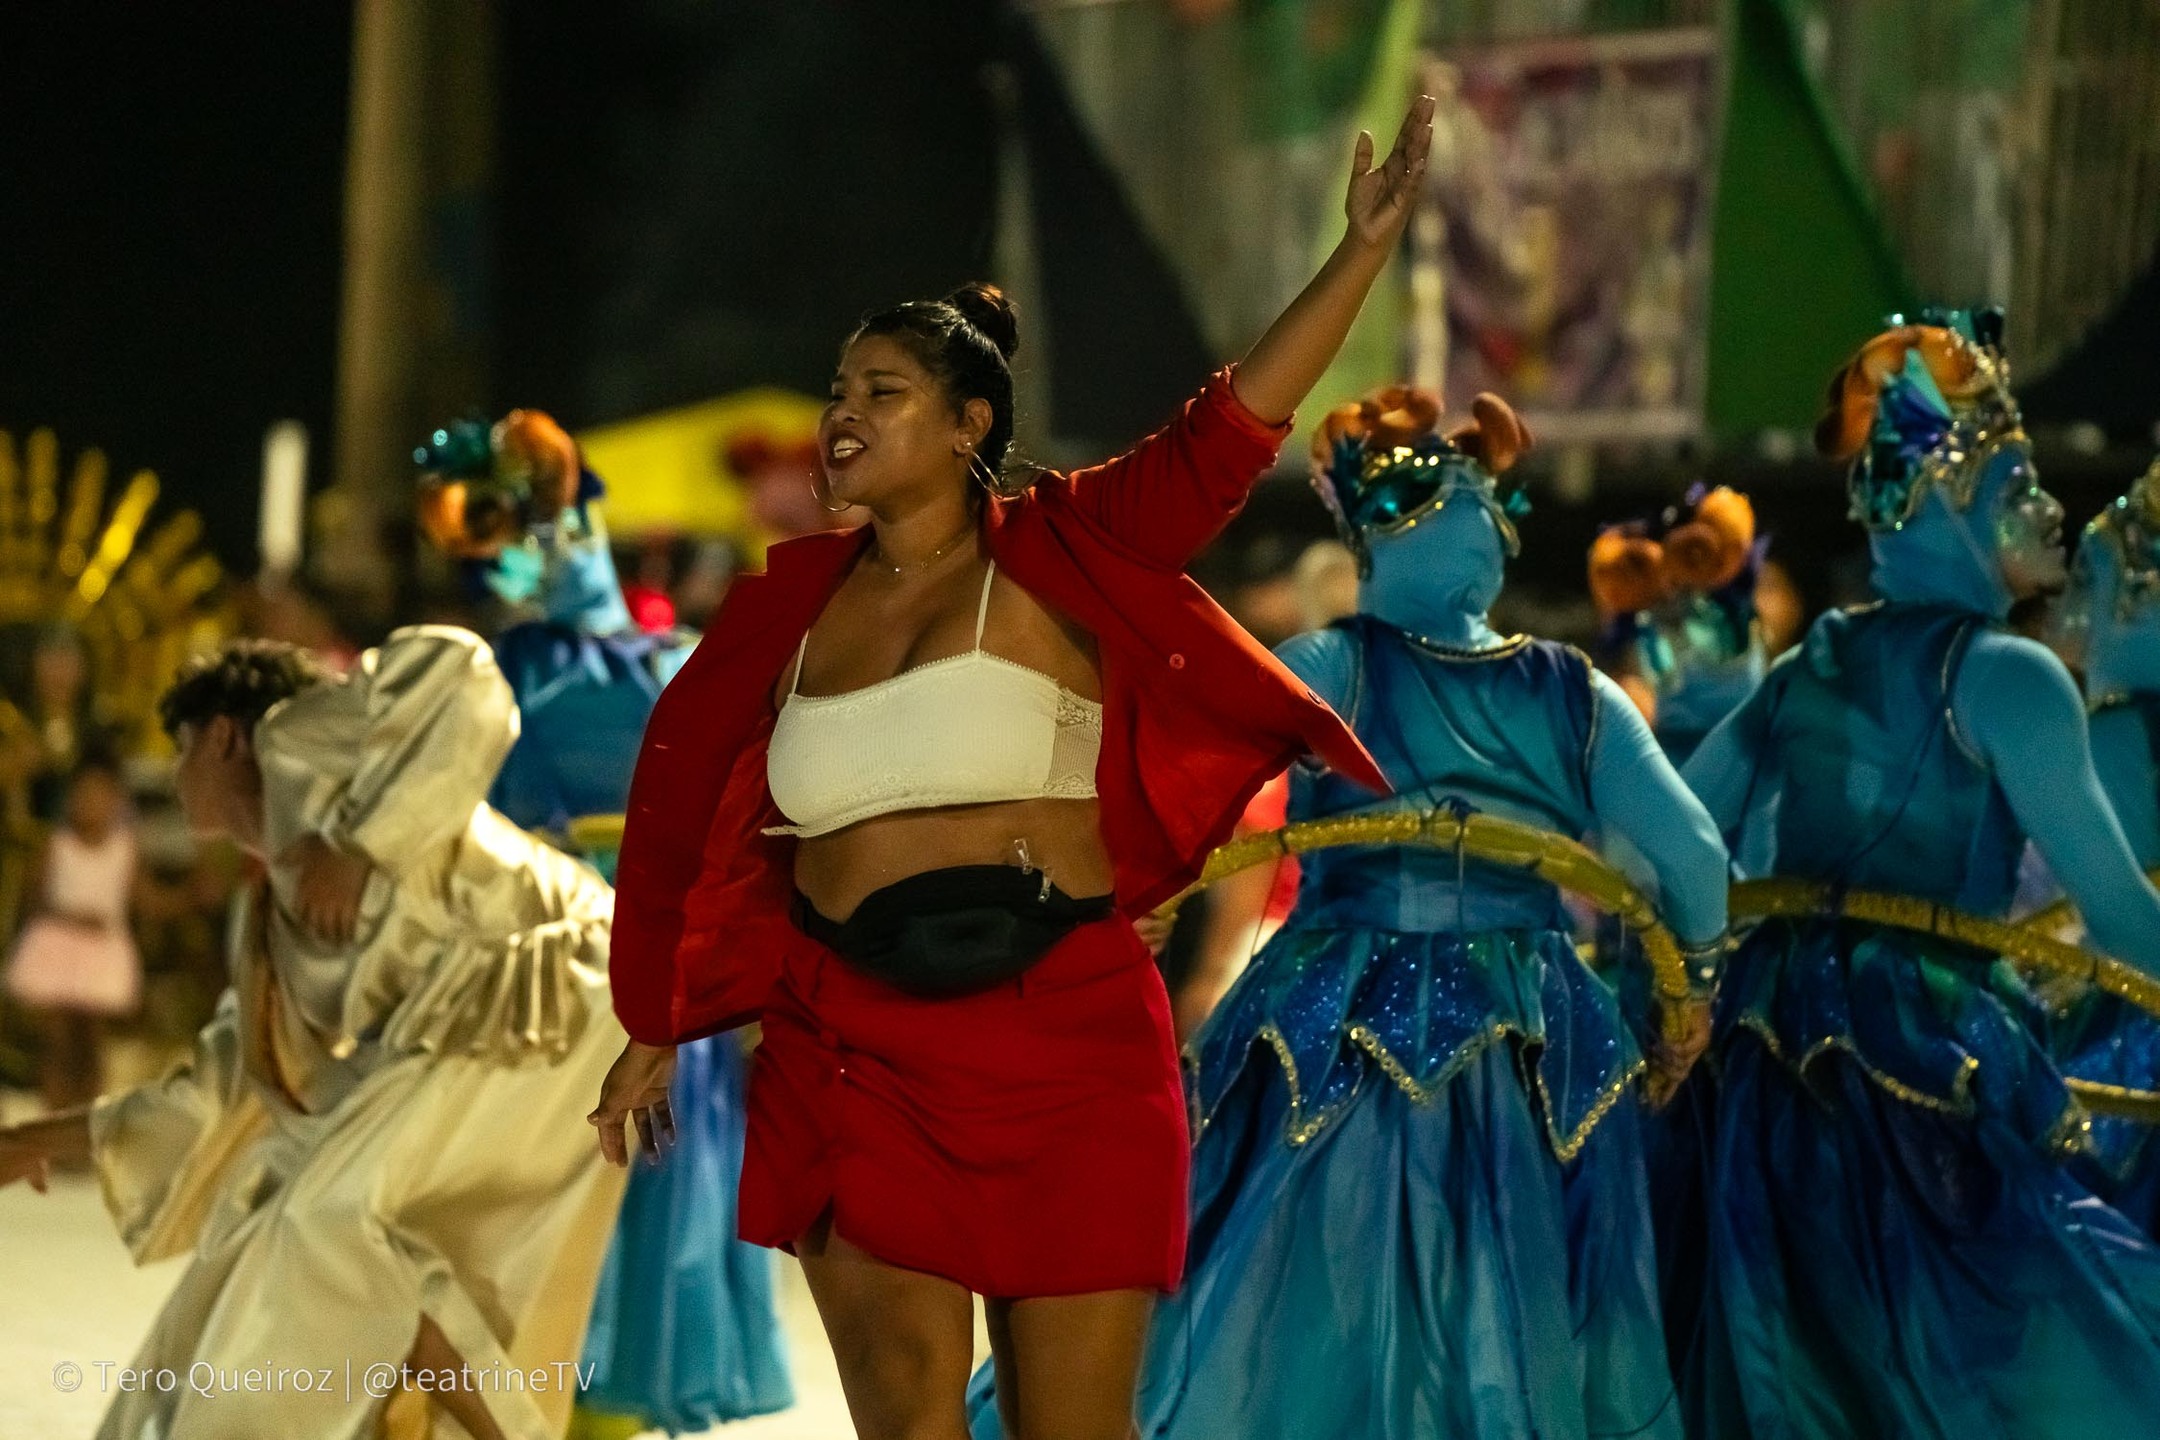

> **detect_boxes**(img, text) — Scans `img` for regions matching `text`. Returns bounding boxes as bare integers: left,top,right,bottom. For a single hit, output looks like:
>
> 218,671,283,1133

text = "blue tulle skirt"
1684,921,2160,1437
578,1033,793,1432
1138,1044,1678,1440
970,923,1679,1440
2053,993,2160,1238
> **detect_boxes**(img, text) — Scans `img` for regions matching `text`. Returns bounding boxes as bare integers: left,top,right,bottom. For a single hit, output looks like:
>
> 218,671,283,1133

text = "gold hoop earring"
809,472,851,514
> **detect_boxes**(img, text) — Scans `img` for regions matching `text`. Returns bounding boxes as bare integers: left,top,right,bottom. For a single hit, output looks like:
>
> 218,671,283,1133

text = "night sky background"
1,2,1217,576
1,8,351,568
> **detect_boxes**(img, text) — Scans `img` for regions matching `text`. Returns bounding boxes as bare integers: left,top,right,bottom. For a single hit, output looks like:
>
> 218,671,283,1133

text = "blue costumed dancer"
1678,314,2160,1437
1584,483,1769,1365
1588,484,1768,765
1054,386,1729,1440
2046,459,2160,1235
416,411,792,1437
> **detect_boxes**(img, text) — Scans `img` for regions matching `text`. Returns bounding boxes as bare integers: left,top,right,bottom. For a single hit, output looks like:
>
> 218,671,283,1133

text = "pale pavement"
0,1085,961,1439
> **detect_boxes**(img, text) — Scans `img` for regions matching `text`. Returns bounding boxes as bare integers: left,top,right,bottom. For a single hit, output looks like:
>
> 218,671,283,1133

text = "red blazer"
610,369,1387,1045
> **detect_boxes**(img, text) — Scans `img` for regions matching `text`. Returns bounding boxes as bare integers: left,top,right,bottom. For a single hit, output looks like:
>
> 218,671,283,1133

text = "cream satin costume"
89,627,627,1440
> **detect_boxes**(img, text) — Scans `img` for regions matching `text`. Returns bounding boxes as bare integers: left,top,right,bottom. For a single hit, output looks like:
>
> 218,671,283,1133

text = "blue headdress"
413,413,606,555
414,411,629,631
1310,388,1533,573
1832,307,2024,532
1590,483,1766,686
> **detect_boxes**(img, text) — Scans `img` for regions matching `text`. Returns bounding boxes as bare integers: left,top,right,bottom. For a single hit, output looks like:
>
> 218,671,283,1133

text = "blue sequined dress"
490,618,793,1432
2053,693,2160,1235
1136,619,1683,1440
1679,605,2160,1436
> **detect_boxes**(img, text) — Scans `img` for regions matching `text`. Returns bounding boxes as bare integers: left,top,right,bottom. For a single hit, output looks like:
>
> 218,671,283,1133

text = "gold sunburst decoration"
0,427,231,753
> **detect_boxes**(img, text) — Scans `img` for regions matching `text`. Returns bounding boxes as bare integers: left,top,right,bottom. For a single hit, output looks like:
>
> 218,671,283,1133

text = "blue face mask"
1361,487,1509,640
484,540,547,605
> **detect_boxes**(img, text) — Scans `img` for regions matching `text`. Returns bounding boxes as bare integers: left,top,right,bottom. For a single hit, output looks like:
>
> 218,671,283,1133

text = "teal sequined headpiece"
2078,459,2160,622
413,411,605,559
1313,430,1531,567
1844,307,2024,533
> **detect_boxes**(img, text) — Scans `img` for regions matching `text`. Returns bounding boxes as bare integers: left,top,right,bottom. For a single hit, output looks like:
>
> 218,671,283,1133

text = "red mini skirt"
740,914,1190,1298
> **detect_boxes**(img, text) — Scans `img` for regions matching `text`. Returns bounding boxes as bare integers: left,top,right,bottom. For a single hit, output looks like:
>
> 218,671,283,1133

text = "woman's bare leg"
406,1314,509,1440
985,1289,1152,1440
798,1212,978,1440
39,1009,98,1111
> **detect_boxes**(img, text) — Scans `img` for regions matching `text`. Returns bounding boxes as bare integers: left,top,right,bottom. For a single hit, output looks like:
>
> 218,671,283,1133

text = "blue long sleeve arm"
1587,670,1730,948
2090,704,2160,871
1956,633,2160,978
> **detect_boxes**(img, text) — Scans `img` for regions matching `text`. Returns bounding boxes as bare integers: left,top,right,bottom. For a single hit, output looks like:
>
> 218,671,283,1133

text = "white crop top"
765,562,1104,838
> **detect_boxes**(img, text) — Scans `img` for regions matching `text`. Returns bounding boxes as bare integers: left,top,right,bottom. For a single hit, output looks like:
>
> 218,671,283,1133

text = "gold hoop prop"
1149,807,1698,1038
1728,878,2160,1124
2017,867,2160,938
1728,879,2160,1020
2069,1081,2160,1124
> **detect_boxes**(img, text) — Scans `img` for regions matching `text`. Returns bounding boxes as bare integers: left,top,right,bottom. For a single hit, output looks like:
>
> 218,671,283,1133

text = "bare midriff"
791,795,1115,923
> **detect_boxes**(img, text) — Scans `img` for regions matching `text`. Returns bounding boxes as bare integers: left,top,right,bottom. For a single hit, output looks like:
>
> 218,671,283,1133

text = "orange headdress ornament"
1588,485,1759,620
414,408,594,560
1817,308,2022,531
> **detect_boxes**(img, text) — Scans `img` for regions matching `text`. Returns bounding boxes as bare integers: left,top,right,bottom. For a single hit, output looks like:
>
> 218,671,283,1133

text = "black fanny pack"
795,865,1116,998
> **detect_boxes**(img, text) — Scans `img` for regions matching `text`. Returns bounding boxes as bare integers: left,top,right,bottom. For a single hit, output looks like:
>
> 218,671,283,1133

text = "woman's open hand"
1345,93,1436,251
0,1123,55,1193
1236,92,1439,425
589,1039,678,1167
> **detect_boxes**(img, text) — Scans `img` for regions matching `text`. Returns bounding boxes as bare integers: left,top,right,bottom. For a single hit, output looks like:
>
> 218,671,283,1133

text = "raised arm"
1957,634,2160,977
1237,94,1436,424
1051,95,1435,570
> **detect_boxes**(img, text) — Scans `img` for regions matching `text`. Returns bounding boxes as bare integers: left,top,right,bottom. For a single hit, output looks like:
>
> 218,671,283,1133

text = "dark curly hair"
158,640,329,739
851,281,1023,493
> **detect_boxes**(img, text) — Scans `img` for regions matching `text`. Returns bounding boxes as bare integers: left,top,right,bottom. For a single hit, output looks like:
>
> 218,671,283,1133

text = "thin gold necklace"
871,521,975,575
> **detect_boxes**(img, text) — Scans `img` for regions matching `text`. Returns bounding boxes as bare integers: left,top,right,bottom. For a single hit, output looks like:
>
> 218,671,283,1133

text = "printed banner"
1413,29,1720,443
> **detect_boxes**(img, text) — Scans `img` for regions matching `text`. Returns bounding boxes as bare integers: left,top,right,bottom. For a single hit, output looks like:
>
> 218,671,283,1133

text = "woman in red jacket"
591,96,1433,1440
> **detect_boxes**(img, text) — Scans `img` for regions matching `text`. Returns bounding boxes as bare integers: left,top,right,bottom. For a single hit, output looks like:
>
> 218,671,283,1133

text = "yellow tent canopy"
574,387,824,556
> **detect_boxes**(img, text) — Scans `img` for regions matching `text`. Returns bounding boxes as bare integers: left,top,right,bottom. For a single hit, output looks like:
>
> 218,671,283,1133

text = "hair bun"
946,281,1020,361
